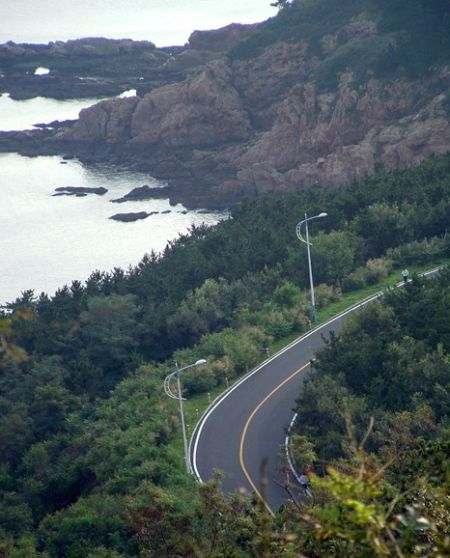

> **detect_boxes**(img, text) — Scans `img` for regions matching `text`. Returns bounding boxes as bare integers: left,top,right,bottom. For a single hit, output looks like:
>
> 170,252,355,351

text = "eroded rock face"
64,59,251,148
130,60,251,147
62,97,139,143
53,17,450,206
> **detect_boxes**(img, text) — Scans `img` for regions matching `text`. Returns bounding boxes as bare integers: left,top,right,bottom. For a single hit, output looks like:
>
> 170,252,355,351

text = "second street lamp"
163,358,207,473
296,212,327,324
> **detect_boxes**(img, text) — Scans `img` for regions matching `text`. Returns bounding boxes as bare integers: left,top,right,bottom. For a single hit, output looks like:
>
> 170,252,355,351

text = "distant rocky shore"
0,26,257,100
1,12,450,209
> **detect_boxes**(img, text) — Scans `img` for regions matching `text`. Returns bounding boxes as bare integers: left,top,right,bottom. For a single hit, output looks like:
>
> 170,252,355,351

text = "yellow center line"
239,361,312,515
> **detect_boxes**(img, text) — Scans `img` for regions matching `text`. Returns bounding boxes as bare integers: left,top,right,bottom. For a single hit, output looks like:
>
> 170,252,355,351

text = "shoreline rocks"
0,26,258,101
109,211,150,222
53,186,108,195
1,17,450,210
111,184,170,203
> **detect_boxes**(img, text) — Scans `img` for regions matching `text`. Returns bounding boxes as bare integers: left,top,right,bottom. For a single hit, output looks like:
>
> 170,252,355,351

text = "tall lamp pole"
296,212,327,323
164,358,207,473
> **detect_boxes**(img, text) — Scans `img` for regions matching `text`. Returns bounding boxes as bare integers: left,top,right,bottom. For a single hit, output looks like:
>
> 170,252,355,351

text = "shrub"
364,257,393,285
263,310,295,339
315,284,341,307
388,236,448,265
342,267,367,292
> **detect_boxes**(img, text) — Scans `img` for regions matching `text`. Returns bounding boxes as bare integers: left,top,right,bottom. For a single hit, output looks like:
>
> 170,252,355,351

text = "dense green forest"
289,271,450,556
1,1,450,555
1,143,450,556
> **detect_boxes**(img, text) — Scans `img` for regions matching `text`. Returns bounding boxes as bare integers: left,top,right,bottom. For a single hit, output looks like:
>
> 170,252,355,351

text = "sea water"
0,0,274,304
0,152,226,305
0,0,275,47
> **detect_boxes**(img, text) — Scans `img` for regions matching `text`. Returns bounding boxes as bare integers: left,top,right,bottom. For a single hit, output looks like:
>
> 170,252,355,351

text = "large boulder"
62,97,139,143
64,59,251,148
130,60,251,147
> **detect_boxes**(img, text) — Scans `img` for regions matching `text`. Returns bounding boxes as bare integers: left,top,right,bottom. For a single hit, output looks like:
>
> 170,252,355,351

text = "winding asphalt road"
190,269,440,513
190,293,382,513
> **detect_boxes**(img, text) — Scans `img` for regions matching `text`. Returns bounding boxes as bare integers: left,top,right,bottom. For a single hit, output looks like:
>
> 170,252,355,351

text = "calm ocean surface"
0,151,226,305
0,1,274,304
0,0,275,46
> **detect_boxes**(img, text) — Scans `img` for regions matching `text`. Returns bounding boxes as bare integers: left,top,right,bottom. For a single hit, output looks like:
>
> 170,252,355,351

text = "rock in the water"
109,211,149,222
111,185,169,203
54,186,108,195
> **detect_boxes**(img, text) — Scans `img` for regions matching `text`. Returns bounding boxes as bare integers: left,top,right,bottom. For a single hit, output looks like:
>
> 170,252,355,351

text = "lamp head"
318,212,328,218
194,359,207,366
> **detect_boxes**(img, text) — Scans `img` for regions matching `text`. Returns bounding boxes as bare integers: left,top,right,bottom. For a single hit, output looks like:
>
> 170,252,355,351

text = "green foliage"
343,257,393,291
389,236,450,266
231,0,450,91
231,0,366,61
2,152,450,555
289,434,317,473
290,269,450,556
37,494,131,558
311,231,359,285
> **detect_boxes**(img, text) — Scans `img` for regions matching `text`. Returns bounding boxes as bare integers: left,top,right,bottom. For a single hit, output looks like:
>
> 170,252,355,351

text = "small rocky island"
109,211,151,222
111,185,171,203
53,186,108,196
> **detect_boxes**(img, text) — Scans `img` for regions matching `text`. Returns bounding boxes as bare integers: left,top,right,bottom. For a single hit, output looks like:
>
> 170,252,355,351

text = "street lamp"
296,212,327,323
164,358,207,473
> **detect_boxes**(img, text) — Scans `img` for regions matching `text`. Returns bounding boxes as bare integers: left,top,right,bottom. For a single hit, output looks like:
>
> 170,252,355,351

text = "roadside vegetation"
1,151,450,556
288,270,450,557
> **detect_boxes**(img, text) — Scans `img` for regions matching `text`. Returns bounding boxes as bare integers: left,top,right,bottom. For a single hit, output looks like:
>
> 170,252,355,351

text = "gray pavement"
190,269,441,512
190,306,359,511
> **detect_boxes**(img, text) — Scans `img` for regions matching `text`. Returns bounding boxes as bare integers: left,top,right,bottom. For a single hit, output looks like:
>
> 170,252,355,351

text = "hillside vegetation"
231,0,450,82
1,148,450,555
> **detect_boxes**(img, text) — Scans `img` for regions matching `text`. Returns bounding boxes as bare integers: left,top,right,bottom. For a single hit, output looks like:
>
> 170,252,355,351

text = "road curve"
190,268,441,512
190,293,383,512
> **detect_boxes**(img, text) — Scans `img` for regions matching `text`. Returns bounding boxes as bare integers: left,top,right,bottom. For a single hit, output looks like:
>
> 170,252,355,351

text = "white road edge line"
285,412,301,484
190,267,442,481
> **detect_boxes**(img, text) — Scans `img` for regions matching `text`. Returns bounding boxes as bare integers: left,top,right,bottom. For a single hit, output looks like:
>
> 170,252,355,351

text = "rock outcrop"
188,23,259,52
58,45,450,206
109,211,149,222
53,186,108,195
111,185,170,203
3,5,450,207
0,25,260,100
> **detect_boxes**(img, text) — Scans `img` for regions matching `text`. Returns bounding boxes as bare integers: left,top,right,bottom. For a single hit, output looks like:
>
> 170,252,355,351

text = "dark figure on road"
402,269,409,283
299,474,309,488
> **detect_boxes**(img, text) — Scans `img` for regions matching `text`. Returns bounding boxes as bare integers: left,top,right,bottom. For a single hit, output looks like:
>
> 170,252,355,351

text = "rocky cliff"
5,1,450,207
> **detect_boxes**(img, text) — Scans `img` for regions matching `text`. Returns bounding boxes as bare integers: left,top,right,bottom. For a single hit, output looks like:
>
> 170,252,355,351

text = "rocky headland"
1,2,450,208
0,25,257,100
